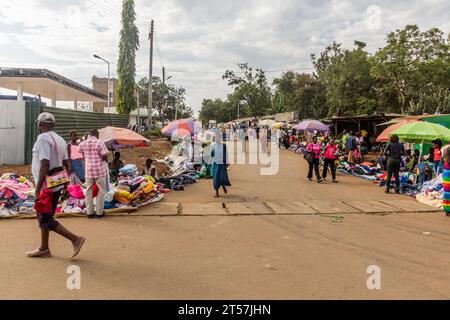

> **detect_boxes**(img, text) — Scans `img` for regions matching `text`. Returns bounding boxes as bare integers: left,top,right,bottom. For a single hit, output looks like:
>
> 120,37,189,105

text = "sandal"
70,237,86,259
27,248,51,258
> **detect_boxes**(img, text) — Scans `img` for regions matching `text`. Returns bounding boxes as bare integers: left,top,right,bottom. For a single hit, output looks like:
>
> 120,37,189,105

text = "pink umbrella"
294,120,329,131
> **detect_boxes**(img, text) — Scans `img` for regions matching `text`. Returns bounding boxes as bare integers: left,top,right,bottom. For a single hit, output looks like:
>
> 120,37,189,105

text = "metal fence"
24,102,129,163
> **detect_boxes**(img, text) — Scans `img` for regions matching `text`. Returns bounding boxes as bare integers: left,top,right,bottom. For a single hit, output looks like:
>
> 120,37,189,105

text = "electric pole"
162,67,166,84
147,20,154,131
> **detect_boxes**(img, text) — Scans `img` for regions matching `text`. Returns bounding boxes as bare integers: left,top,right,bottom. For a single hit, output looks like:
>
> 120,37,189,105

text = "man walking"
78,129,108,218
27,112,85,259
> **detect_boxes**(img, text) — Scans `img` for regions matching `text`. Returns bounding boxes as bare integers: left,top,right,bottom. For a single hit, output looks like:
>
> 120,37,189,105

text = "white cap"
37,112,55,124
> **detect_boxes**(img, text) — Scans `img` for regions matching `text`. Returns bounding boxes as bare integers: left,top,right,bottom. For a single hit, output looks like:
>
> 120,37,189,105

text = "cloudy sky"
0,0,449,114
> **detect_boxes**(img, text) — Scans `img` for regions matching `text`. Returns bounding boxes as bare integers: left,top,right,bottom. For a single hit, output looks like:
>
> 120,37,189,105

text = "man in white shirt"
27,112,85,259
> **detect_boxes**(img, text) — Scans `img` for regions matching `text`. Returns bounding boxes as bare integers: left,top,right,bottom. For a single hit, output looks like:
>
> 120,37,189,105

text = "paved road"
1,148,450,299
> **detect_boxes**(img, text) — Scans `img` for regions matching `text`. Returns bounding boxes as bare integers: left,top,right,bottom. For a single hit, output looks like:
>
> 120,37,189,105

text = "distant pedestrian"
384,134,405,194
27,112,85,259
211,130,231,198
442,147,450,216
306,137,323,183
322,139,338,183
78,129,109,218
345,131,357,163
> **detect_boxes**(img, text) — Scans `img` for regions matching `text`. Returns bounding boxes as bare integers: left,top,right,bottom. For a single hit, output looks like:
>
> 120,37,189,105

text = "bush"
142,129,165,139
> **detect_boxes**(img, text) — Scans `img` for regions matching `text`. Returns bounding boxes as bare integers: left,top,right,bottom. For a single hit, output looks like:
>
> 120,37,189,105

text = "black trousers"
322,158,336,180
386,158,401,191
308,158,321,180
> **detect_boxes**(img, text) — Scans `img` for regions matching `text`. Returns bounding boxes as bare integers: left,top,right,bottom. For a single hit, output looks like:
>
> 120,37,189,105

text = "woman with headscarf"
211,128,231,198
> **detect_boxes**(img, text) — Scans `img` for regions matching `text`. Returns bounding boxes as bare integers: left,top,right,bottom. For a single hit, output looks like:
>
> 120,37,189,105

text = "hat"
37,112,55,124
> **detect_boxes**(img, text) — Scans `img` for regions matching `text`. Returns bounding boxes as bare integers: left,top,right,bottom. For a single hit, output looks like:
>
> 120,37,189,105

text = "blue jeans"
434,160,443,176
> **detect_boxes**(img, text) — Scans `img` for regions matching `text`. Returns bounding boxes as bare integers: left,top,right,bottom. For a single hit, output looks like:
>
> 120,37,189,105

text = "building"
0,67,128,165
92,75,118,113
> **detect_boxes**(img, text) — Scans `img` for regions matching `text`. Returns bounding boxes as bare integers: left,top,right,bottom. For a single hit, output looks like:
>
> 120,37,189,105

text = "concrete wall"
0,100,25,165
92,76,118,113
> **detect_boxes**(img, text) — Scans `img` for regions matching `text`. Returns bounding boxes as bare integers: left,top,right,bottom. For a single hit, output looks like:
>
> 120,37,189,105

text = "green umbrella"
389,121,450,143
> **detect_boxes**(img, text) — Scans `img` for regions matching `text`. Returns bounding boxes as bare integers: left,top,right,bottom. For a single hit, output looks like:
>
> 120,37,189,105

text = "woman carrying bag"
306,137,323,183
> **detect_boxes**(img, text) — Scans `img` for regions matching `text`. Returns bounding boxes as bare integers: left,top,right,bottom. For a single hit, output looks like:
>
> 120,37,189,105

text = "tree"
137,77,191,122
312,41,377,117
222,63,272,117
115,0,139,114
272,72,328,119
371,25,449,114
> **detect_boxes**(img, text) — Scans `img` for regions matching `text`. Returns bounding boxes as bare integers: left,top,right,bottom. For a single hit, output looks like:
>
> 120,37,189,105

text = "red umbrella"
99,126,150,149
376,120,419,143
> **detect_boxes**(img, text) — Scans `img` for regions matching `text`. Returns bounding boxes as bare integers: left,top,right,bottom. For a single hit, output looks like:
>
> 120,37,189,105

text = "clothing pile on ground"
414,176,443,208
0,173,35,217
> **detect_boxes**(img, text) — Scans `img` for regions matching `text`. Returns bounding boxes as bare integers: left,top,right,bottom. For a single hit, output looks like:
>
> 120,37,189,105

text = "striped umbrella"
161,119,201,138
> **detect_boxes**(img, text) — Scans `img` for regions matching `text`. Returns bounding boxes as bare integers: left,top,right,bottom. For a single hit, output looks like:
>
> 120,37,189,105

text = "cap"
37,112,55,124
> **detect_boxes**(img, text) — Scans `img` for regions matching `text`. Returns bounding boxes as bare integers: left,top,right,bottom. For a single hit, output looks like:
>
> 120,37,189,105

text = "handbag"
45,134,70,189
303,151,314,163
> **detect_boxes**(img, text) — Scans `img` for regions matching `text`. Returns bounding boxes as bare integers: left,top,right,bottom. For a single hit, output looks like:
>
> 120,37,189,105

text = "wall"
0,100,26,165
23,102,129,164
92,76,118,113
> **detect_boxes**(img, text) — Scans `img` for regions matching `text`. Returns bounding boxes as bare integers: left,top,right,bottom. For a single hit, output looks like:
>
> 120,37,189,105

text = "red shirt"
434,148,442,161
325,144,337,159
307,143,321,159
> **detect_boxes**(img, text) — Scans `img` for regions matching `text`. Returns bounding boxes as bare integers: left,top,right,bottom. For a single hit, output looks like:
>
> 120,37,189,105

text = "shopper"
306,137,323,183
322,139,338,183
27,112,85,259
67,130,85,183
384,134,406,194
78,129,108,218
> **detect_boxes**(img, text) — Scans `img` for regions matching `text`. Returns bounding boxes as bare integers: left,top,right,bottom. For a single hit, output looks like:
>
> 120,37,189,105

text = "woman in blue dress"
211,130,231,198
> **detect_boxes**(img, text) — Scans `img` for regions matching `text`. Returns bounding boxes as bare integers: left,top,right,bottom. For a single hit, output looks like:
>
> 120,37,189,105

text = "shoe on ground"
395,190,400,194
70,237,86,259
317,179,323,184
27,248,51,258
95,213,105,218
87,214,95,219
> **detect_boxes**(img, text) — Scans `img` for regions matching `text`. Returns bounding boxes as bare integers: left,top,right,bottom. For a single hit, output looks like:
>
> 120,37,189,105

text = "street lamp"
93,54,111,113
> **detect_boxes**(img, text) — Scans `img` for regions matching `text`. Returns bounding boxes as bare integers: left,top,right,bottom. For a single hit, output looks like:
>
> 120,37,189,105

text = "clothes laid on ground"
0,174,35,217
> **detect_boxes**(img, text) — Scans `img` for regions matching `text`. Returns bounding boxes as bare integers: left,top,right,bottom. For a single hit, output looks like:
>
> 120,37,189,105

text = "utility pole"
162,67,166,84
146,20,154,131
136,88,140,130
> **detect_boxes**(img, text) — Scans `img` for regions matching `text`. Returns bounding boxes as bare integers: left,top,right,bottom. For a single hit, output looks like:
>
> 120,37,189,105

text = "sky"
0,0,449,115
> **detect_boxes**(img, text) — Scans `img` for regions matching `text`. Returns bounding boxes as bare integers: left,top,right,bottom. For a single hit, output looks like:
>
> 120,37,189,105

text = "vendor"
142,159,158,179
109,152,124,182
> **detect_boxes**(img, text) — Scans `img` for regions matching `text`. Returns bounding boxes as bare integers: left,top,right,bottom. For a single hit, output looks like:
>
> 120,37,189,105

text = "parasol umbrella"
293,120,329,131
99,126,150,150
390,121,450,160
270,122,287,129
376,120,419,143
161,118,201,138
259,119,276,127
389,121,450,143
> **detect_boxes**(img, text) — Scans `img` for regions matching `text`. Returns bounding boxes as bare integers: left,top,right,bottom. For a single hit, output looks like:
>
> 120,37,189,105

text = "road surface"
1,147,450,299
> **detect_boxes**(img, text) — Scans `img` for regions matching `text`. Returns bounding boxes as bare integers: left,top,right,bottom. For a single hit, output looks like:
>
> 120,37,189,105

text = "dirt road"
1,148,450,299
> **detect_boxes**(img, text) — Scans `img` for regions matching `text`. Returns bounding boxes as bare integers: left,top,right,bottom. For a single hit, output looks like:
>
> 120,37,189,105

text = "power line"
164,67,314,74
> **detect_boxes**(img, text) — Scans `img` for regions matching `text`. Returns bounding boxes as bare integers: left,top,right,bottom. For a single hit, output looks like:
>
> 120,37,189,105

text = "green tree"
222,63,272,117
272,72,328,119
137,77,191,121
371,25,449,114
312,41,376,117
116,0,140,114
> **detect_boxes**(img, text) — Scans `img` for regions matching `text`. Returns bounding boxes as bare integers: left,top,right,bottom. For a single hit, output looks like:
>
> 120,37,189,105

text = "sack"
46,168,70,189
303,151,314,163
